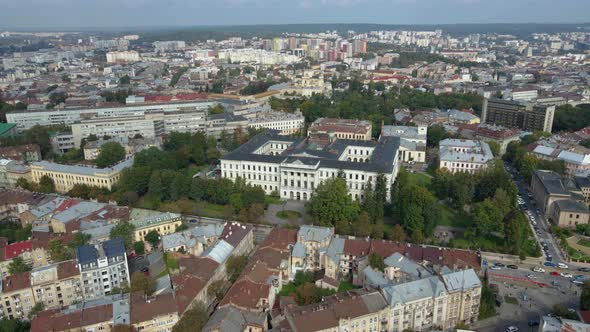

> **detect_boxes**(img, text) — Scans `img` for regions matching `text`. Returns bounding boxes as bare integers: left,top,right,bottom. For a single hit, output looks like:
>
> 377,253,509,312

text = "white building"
381,125,427,163
106,51,140,63
76,238,130,300
439,139,494,174
220,130,400,201
247,111,304,135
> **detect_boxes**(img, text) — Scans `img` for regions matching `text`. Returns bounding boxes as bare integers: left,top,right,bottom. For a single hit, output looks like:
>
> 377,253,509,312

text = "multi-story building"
6,101,216,131
130,211,183,243
30,158,133,193
481,98,555,133
381,125,427,163
0,260,82,320
441,269,481,328
76,238,130,300
71,116,162,148
0,144,41,162
247,111,304,135
220,130,400,201
308,118,373,140
106,50,140,63
474,124,522,155
438,139,494,174
0,159,31,189
292,226,333,275
49,132,76,154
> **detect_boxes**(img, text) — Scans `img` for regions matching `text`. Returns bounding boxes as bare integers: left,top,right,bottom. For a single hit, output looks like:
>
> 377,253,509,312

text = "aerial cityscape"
0,2,590,332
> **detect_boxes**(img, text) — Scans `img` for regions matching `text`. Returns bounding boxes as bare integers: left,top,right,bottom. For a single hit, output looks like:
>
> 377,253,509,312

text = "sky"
1,0,589,29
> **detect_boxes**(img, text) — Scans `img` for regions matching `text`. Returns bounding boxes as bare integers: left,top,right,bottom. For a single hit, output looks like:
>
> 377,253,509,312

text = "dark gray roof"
555,199,589,213
534,170,570,196
104,238,126,258
575,177,590,189
222,130,400,173
76,238,126,264
76,244,97,265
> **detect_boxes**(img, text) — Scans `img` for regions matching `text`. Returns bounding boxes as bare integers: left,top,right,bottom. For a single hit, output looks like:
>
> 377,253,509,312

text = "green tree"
38,175,55,193
172,303,209,332
226,255,248,283
8,257,31,274
144,230,160,248
119,75,131,85
488,141,501,157
95,142,126,167
308,177,360,226
207,280,225,301
28,303,44,319
110,222,135,248
130,271,156,296
427,124,448,147
353,211,372,237
0,318,30,332
68,233,91,250
48,239,71,262
581,281,590,310
369,253,386,272
133,241,145,255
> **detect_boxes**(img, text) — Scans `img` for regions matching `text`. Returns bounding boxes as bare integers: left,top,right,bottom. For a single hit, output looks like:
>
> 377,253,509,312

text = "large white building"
247,111,304,135
439,139,494,174
106,51,140,63
220,130,401,201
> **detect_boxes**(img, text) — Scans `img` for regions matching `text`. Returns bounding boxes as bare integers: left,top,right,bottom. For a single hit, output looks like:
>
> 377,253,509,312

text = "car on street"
544,262,557,267
558,263,569,269
528,320,540,327
575,275,586,281
573,280,584,285
507,264,518,269
506,326,519,332
490,266,502,270
532,267,545,273
494,262,505,267
527,274,537,279
579,267,590,272
189,219,198,223
561,273,573,278
550,271,560,276
546,255,553,261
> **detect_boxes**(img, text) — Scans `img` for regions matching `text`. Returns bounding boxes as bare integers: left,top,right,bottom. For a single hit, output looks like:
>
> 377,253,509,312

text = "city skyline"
1,0,590,28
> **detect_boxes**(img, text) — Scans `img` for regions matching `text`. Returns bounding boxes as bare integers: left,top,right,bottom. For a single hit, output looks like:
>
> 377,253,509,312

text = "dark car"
578,267,590,272
507,264,518,269
494,262,505,267
528,320,540,327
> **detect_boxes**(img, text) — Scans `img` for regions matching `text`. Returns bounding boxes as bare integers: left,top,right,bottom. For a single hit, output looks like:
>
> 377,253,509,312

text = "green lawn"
276,210,302,220
407,172,432,187
265,195,283,205
578,238,590,248
197,201,228,218
438,203,471,228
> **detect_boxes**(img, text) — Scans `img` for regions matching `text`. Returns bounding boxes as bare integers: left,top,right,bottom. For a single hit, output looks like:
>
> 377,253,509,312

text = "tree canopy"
95,142,126,167
307,177,360,227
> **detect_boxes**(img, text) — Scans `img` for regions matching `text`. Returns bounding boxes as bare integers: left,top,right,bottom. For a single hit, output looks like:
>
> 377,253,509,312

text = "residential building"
539,315,590,331
481,98,555,133
308,118,373,140
30,158,133,193
381,125,427,163
0,144,41,162
0,159,31,189
531,170,590,227
292,225,334,274
439,139,494,174
106,51,140,63
130,211,183,243
49,132,75,154
474,124,522,155
220,130,400,201
442,269,482,328
531,144,590,178
76,238,130,300
130,292,179,332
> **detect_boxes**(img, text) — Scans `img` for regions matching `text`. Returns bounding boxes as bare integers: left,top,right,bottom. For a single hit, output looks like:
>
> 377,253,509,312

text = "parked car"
544,262,557,267
494,262,505,267
533,267,545,273
579,267,590,272
573,280,584,285
527,274,537,279
561,273,573,278
507,264,519,269
550,271,560,276
558,263,569,269
490,266,502,270
546,255,553,261
189,219,198,223
528,321,540,327
506,326,519,332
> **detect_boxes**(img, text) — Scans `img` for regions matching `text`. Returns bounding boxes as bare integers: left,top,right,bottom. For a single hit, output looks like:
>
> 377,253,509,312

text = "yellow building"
130,210,183,243
30,158,133,193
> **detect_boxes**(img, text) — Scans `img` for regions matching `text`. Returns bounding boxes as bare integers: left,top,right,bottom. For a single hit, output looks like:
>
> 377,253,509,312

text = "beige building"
292,225,333,274
130,211,183,243
131,292,179,332
552,199,590,228
30,158,133,193
442,269,482,328
308,118,373,140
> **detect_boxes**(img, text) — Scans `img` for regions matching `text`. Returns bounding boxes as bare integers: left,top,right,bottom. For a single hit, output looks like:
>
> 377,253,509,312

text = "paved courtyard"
265,200,306,225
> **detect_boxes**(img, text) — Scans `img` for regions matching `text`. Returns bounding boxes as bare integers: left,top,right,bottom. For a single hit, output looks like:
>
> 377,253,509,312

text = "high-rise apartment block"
481,98,555,133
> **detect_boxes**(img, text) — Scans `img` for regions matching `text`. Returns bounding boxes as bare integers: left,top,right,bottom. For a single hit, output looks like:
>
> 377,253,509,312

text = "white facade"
106,51,140,63
439,139,494,174
247,111,304,135
72,116,160,148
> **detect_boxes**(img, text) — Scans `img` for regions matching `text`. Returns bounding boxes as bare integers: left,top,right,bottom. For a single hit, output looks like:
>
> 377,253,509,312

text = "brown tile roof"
57,260,80,280
343,239,371,257
259,228,297,251
0,190,46,206
178,256,219,280
220,279,271,310
221,222,253,247
172,274,206,314
81,303,113,327
291,309,339,331
31,303,112,332
2,271,31,293
368,240,405,258
130,291,178,324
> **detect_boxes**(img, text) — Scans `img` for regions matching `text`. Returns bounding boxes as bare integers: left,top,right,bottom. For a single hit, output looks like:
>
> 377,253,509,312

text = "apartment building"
381,125,427,163
481,98,555,133
106,50,140,63
247,111,305,135
0,260,82,320
130,211,183,243
220,130,400,202
439,139,494,174
76,238,130,300
71,116,162,148
0,144,42,162
292,225,334,274
30,158,133,193
130,292,179,332
474,124,522,155
0,159,31,189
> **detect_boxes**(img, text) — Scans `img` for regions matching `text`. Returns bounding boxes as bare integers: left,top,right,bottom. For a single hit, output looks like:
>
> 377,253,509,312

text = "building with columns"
220,130,400,201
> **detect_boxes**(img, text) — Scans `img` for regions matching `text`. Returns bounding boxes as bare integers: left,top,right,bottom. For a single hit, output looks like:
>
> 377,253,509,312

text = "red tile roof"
4,240,32,260
2,271,31,293
55,198,80,212
131,291,178,324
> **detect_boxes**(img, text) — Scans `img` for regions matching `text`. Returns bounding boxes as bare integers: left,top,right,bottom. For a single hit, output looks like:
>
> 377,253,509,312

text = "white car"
527,274,537,279
558,263,569,269
506,326,519,332
561,273,573,278
533,267,545,273
490,266,502,270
